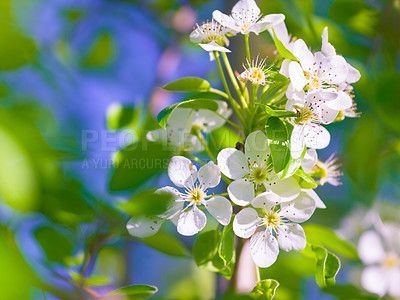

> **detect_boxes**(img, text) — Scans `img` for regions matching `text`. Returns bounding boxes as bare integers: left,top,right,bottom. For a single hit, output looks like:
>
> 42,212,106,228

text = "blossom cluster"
127,0,361,269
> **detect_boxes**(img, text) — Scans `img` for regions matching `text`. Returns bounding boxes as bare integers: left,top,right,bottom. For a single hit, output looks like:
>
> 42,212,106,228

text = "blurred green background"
0,0,399,299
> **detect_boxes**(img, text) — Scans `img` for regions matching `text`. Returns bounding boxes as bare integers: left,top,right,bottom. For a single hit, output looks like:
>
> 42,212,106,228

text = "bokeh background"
1,0,399,299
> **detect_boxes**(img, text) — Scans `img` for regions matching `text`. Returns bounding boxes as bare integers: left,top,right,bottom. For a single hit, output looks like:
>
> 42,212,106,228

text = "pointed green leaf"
119,190,175,216
294,167,317,189
310,245,341,288
106,104,142,130
256,103,297,118
272,29,298,61
163,77,211,92
141,230,189,257
218,220,235,265
157,99,219,129
193,230,220,266
101,285,158,300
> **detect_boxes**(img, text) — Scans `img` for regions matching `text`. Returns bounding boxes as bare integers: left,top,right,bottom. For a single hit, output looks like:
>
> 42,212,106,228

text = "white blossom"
190,19,232,53
217,131,301,206
311,153,343,186
358,224,400,297
212,0,284,35
238,55,273,86
127,157,232,237
147,100,231,152
233,189,324,268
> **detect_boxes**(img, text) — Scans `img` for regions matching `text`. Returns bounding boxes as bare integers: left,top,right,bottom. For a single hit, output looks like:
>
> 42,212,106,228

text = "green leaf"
119,190,175,216
303,224,359,259
257,104,297,118
157,99,219,129
266,117,290,174
218,220,235,265
277,146,306,179
81,31,114,68
109,141,174,191
101,285,158,300
193,230,220,266
250,279,279,300
209,126,243,157
106,104,141,130
163,77,211,92
294,167,317,189
272,29,298,61
34,226,73,263
322,285,380,300
141,230,188,257
310,245,341,288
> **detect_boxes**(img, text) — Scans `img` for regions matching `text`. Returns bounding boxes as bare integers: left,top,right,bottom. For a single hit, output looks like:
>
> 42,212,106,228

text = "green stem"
255,264,261,282
42,290,47,300
214,52,246,127
210,88,229,100
184,152,206,165
221,52,248,109
212,111,244,131
244,34,251,61
206,192,228,199
195,132,217,163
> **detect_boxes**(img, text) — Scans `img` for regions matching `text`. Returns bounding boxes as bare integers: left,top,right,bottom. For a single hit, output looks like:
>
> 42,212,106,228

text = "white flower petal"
251,191,281,211
304,124,330,150
233,207,261,238
205,196,232,226
127,216,163,238
304,188,326,209
292,39,314,71
177,206,207,236
326,54,348,84
280,191,317,223
232,0,260,16
286,83,305,102
198,161,221,189
156,186,183,219
302,148,318,173
168,156,197,188
389,268,400,297
358,231,386,265
324,91,352,111
199,41,231,53
346,63,361,84
290,124,306,159
227,178,255,206
277,223,306,251
280,58,291,77
321,27,336,58
268,21,290,48
361,266,389,297
251,14,285,34
250,231,279,268
245,130,270,166
267,176,301,202
212,10,239,32
217,148,249,179
288,61,308,91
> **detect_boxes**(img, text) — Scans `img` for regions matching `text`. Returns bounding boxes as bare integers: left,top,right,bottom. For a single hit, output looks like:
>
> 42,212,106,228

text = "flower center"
248,67,266,85
188,186,206,205
263,211,281,229
294,105,317,125
309,77,322,90
384,254,399,268
250,167,268,185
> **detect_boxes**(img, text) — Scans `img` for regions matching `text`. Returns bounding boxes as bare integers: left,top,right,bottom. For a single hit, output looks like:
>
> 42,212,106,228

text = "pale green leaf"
163,77,211,92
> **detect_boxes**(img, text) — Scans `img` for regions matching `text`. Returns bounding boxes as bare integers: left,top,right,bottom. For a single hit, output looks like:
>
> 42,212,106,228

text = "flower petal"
358,230,386,265
302,148,317,173
321,27,336,58
199,41,231,53
227,178,255,206
198,161,221,189
250,231,279,268
389,268,400,297
290,124,306,159
277,223,306,251
346,63,361,84
251,14,285,34
212,10,239,32
232,0,260,16
292,39,314,71
251,191,280,211
244,130,270,166
361,266,389,297
324,91,352,111
217,148,249,179
156,186,183,219
267,176,301,202
304,188,326,209
205,196,232,226
268,21,290,48
304,124,330,150
127,216,163,238
233,207,260,238
280,58,291,77
288,61,308,91
280,191,317,223
177,206,207,236
168,156,197,188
